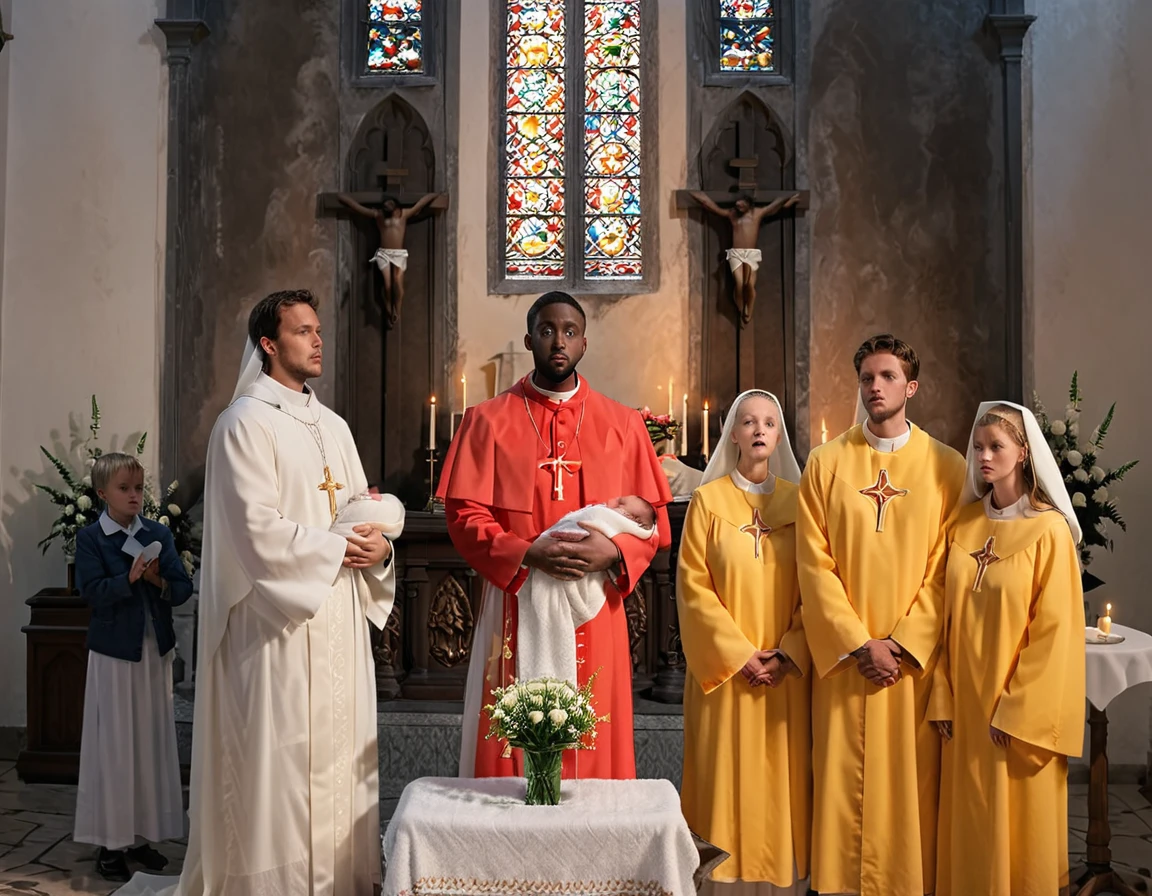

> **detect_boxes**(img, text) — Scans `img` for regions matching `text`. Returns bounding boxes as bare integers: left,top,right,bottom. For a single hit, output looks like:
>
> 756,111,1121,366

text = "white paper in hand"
139,540,162,564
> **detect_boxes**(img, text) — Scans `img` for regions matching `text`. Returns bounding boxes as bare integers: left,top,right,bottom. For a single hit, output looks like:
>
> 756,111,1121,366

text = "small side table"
1076,623,1152,896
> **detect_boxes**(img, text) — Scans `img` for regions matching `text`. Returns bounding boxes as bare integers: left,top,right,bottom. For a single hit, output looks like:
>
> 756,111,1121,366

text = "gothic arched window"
498,1,651,291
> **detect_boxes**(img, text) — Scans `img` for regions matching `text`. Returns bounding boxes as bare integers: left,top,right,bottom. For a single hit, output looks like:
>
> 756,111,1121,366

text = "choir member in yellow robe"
930,401,1085,896
678,390,811,896
798,335,966,896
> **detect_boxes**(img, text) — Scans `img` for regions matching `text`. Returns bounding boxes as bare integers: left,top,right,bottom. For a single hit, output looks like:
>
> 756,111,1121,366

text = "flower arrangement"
484,675,603,804
36,396,199,576
637,407,680,450
1032,373,1139,567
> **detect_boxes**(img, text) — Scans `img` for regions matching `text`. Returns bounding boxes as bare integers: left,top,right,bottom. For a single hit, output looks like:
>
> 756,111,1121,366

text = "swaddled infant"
518,495,658,686
331,491,405,541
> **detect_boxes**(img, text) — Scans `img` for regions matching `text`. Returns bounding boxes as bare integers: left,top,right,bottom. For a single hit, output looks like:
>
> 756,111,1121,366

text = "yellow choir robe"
797,424,965,896
677,475,811,887
930,498,1085,896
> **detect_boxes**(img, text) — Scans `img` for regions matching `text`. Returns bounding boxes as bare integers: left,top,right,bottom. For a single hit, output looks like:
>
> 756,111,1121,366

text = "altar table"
383,777,700,896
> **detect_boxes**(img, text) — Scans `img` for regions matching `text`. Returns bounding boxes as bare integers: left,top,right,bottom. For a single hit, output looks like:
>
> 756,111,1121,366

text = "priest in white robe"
120,289,399,896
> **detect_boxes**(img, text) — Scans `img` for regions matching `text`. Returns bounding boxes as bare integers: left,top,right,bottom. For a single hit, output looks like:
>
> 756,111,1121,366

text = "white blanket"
330,493,406,540
518,504,656,686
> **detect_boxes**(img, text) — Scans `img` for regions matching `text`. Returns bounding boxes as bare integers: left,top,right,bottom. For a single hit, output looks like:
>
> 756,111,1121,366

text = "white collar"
983,491,1040,521
863,419,912,453
729,468,776,495
256,371,314,408
528,373,579,403
100,511,143,537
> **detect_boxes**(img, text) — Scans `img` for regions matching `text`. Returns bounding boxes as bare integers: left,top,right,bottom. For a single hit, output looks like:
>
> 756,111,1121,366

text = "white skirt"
74,624,185,849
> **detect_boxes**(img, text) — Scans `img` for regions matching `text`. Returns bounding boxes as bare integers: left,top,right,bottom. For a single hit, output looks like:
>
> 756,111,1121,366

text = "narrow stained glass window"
367,0,424,74
583,2,642,279
502,1,645,284
505,3,567,279
719,0,774,73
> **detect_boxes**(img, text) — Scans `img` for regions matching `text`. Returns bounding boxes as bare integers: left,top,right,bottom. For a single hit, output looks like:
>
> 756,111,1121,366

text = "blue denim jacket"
73,515,194,662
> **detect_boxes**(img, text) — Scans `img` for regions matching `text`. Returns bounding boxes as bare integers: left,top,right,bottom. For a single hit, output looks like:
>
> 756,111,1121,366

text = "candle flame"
821,418,828,444
431,395,436,404
683,392,688,401
1107,603,1112,615
461,374,466,383
704,401,709,411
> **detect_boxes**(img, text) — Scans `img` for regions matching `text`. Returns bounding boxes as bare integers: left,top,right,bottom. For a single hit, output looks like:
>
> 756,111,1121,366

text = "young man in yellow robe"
798,335,966,896
930,402,1084,896
678,390,811,894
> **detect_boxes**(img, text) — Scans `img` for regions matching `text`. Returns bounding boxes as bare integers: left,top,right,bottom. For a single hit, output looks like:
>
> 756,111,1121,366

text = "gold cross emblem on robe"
318,465,345,522
859,468,908,532
539,453,581,501
739,509,774,559
969,536,1001,592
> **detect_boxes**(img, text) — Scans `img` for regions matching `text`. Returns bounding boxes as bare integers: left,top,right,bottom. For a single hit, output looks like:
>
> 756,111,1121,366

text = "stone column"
155,1,209,487
987,0,1035,401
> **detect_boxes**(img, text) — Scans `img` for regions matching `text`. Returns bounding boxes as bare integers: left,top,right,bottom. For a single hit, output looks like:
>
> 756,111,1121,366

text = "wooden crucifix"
316,121,448,328
675,120,808,327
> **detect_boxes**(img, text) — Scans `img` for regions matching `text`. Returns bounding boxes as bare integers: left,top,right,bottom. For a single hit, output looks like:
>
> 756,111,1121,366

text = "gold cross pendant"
859,469,908,532
739,509,774,559
318,465,345,522
539,453,582,501
969,536,1001,592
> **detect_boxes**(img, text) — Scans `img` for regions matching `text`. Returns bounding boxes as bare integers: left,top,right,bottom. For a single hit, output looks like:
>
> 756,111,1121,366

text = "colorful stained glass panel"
719,22,773,72
506,115,565,178
584,115,640,177
585,69,640,113
368,24,423,72
509,179,566,217
507,69,566,114
369,0,422,20
719,0,772,17
585,177,640,216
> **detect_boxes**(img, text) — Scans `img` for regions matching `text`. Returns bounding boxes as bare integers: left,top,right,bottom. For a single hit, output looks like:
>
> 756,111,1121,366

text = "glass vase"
523,748,564,806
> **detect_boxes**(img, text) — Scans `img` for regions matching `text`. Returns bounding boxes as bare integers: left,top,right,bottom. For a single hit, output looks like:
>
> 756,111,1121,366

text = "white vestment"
516,504,655,687
118,372,400,896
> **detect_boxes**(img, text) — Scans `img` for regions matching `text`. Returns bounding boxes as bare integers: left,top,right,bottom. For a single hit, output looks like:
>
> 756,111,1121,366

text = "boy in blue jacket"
72,452,193,881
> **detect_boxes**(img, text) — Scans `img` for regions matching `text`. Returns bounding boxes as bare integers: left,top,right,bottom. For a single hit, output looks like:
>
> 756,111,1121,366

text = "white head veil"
961,400,1082,544
700,389,802,487
231,338,264,404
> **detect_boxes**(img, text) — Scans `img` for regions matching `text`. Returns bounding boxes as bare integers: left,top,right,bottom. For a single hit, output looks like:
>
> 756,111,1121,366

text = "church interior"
0,0,1150,892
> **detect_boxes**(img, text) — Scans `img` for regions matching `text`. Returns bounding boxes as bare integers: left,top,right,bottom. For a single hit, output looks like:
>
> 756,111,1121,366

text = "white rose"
500,692,518,708
75,511,86,521
1094,487,1109,504
64,504,74,516
1073,469,1090,483
1066,450,1083,467
528,711,544,725
493,708,505,720
548,709,568,726
76,495,92,510
158,515,170,526
1072,493,1087,508
1091,466,1106,483
167,503,181,516
1050,420,1067,436
527,681,546,693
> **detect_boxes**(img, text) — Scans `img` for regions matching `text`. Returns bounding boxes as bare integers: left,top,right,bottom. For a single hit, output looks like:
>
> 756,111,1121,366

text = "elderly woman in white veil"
928,401,1084,896
676,390,811,896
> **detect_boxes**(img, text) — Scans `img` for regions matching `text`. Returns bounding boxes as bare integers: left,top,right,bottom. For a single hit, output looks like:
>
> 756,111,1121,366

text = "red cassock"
437,374,672,779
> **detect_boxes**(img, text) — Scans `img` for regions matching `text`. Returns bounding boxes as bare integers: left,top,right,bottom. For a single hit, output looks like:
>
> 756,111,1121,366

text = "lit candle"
821,418,829,444
681,393,688,455
702,401,710,460
429,396,437,449
668,377,674,418
1099,603,1112,635
461,374,468,410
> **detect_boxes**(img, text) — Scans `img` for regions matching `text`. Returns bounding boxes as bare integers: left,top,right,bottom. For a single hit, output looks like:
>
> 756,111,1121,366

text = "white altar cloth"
1086,623,1152,710
383,777,700,896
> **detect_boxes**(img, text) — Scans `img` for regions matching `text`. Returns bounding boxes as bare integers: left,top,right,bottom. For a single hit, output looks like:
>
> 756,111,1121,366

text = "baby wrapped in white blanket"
518,496,658,687
331,491,406,541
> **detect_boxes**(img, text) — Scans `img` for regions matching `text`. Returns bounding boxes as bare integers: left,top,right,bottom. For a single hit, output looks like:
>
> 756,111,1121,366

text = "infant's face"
609,495,655,530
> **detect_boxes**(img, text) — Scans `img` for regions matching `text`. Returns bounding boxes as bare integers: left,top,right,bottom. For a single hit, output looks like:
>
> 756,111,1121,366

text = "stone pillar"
155,2,209,487
987,0,1035,402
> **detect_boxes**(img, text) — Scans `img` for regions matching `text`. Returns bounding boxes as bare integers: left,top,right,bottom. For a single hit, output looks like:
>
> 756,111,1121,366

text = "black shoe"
126,843,170,871
96,848,131,882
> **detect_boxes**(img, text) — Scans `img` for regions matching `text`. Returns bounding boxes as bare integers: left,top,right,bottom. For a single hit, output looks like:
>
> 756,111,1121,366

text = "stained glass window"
367,0,423,74
719,0,774,73
502,1,645,283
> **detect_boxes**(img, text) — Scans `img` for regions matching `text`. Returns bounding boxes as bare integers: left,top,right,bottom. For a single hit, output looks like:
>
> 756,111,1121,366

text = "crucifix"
318,465,345,522
739,509,773,559
969,536,1001,592
858,469,908,533
539,454,581,501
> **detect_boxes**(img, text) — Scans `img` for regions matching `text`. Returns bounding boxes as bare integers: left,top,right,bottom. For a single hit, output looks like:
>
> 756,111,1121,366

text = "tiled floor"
1,760,1151,895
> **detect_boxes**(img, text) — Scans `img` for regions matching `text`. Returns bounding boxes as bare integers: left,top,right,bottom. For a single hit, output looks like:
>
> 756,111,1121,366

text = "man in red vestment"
438,291,672,779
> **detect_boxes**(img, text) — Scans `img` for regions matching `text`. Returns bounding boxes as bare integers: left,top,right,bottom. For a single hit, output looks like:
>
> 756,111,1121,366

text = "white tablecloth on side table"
1086,623,1152,710
383,777,700,896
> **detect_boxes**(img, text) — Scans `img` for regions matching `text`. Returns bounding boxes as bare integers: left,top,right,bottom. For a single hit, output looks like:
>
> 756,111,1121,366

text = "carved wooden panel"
428,574,474,668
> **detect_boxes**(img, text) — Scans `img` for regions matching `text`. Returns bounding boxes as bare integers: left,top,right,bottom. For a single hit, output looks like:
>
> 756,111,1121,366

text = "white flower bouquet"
483,675,602,805
37,396,199,575
1033,373,1138,567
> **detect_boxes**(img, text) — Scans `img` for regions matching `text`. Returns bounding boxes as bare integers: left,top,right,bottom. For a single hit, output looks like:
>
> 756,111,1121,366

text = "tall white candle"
702,401,710,459
681,393,688,455
429,396,437,449
461,374,467,410
668,377,674,418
